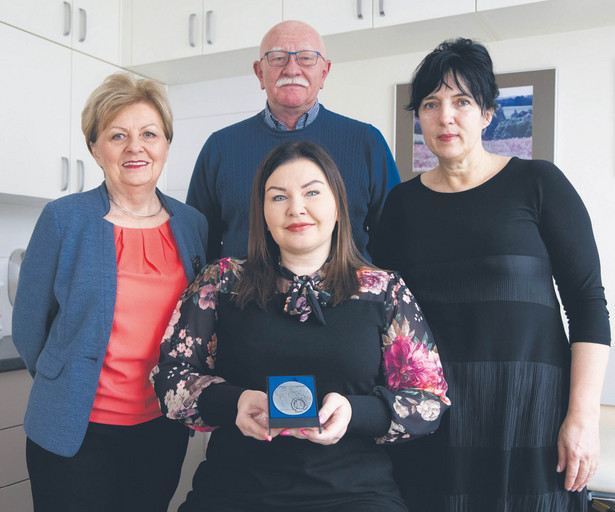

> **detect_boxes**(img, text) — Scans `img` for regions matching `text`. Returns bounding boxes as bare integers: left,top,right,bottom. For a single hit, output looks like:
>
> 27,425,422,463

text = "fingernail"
300,429,308,436
556,465,561,472
265,436,272,442
280,430,289,436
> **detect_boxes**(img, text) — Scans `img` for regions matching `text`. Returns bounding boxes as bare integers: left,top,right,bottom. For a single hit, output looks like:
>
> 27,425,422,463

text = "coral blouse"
90,221,188,425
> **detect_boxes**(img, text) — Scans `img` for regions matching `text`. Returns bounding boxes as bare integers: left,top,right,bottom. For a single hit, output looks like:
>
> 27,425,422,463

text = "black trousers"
26,416,189,512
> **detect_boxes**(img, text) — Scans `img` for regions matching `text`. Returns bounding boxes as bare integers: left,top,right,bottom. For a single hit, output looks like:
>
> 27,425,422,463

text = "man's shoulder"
210,112,263,139
318,106,382,139
195,112,265,161
319,105,369,128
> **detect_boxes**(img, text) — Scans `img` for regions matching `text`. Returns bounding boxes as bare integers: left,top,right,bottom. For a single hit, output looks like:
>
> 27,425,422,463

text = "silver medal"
272,381,313,415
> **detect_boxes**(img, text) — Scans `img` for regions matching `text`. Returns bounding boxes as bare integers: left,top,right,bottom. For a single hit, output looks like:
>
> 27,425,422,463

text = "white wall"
167,25,615,404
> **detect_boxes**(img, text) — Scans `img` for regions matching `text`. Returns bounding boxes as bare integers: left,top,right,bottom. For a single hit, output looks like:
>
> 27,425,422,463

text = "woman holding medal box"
152,141,451,512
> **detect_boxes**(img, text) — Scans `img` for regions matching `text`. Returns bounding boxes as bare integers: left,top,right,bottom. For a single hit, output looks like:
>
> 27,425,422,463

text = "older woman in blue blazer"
13,73,208,512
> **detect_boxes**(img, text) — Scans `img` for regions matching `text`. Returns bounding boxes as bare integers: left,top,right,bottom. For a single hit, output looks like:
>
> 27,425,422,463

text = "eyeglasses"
260,50,323,67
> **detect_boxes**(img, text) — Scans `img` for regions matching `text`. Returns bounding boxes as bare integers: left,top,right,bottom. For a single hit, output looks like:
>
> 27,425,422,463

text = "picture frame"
394,69,556,181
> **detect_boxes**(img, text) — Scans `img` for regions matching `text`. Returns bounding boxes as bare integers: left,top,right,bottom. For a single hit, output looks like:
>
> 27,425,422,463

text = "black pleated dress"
372,157,611,512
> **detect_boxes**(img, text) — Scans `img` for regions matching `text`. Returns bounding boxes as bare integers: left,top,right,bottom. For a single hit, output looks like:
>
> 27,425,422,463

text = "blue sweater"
186,105,400,262
12,183,208,457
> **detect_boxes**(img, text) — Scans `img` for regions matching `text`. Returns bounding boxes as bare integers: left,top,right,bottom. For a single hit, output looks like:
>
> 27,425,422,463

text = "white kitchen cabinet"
0,0,121,64
0,22,123,199
69,0,122,64
203,0,281,53
283,0,372,36
477,0,547,10
130,0,203,64
372,0,475,27
0,22,72,199
129,0,282,66
0,0,69,45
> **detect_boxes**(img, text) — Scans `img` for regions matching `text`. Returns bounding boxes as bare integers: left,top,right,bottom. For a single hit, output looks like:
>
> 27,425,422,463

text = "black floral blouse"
151,257,450,444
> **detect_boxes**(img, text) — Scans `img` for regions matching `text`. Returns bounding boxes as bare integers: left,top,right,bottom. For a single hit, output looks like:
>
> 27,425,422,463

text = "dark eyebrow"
266,185,286,193
301,180,324,188
266,179,324,193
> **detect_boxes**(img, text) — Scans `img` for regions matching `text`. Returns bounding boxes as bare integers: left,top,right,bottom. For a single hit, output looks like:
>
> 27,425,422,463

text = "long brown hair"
234,141,366,309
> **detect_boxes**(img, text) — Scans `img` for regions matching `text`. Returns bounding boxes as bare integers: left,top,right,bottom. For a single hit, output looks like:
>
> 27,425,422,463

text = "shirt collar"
262,100,320,131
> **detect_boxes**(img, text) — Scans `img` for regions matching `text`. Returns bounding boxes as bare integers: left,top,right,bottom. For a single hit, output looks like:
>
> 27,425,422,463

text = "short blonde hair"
81,73,173,154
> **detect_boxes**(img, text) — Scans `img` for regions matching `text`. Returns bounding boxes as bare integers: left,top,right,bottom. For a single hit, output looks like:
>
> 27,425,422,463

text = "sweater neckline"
258,105,327,135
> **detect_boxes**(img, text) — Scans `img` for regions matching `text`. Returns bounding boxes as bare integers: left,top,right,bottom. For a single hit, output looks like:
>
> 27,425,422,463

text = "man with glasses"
187,20,400,262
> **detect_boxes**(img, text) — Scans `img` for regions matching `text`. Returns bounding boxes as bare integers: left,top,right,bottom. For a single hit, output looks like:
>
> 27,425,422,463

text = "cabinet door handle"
61,156,70,192
78,8,87,42
63,1,72,36
205,10,213,45
357,0,363,19
188,13,197,47
76,159,85,192
379,0,385,16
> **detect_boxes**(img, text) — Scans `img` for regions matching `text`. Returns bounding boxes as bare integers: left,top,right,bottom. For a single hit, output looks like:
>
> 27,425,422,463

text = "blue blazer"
12,183,208,457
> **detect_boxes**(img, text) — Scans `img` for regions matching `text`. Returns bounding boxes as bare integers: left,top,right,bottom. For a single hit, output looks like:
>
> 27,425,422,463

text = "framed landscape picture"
394,69,556,181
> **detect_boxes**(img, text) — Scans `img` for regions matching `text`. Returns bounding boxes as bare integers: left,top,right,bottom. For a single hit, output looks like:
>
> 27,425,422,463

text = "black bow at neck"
278,264,331,325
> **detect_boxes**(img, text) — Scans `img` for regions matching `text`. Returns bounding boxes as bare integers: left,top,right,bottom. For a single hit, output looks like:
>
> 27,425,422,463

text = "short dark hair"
233,141,365,310
407,38,499,116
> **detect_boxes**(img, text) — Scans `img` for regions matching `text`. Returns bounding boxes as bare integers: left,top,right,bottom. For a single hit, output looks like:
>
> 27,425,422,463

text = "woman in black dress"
152,141,451,512
373,38,610,511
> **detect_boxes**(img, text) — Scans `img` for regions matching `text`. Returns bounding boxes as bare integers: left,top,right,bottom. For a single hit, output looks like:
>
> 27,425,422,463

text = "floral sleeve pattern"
150,257,243,431
358,269,451,444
